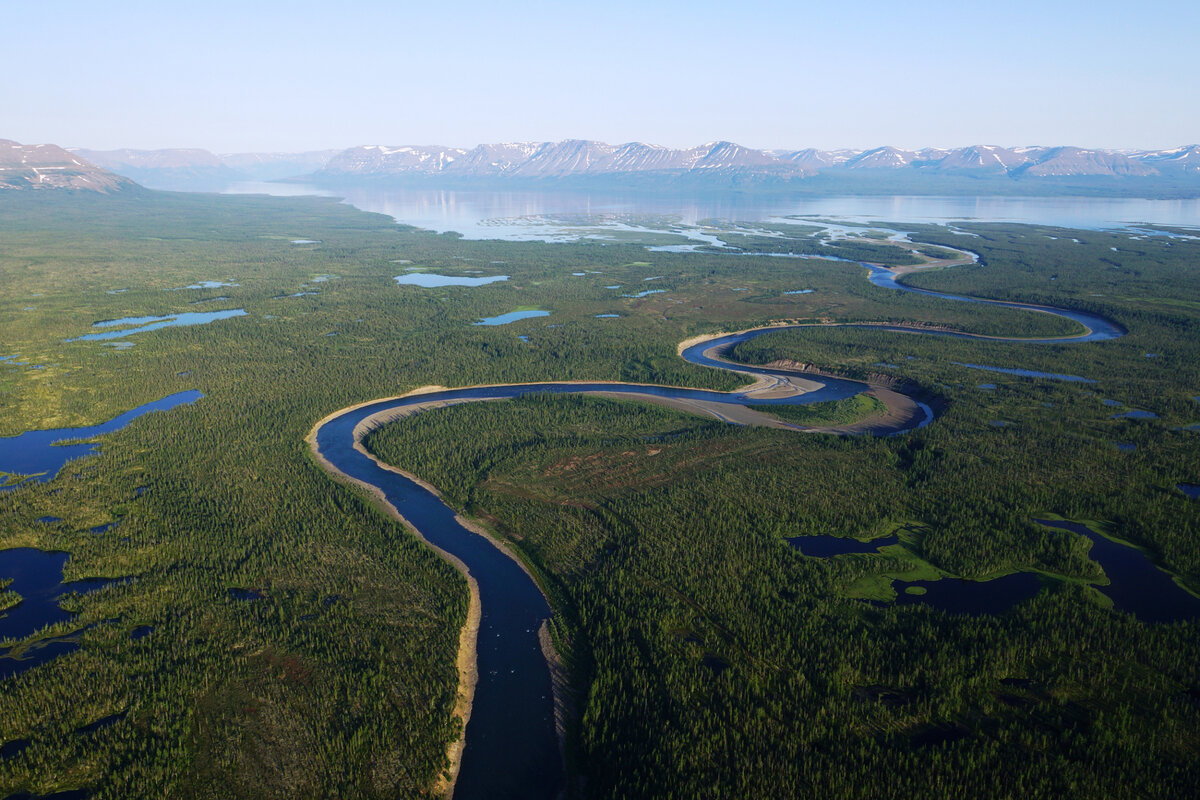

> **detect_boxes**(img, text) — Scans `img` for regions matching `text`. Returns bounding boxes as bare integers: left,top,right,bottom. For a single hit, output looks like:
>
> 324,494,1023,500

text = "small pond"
893,572,1045,616
394,273,508,288
788,535,898,557
173,280,237,290
1112,410,1158,420
70,310,247,341
474,310,549,326
0,391,202,489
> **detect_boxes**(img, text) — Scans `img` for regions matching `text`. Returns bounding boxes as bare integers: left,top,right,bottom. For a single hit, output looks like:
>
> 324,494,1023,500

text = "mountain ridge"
11,138,1200,195
311,140,1200,186
0,140,136,192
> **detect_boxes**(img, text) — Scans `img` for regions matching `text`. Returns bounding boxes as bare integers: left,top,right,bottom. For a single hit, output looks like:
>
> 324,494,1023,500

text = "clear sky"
3,0,1196,153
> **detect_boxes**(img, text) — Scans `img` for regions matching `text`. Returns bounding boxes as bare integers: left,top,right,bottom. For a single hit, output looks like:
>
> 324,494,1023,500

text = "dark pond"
0,739,30,760
130,625,153,640
893,572,1045,615
1112,410,1158,420
788,535,898,557
0,550,117,641
1036,519,1200,622
0,391,202,489
0,549,119,680
227,588,264,601
1113,442,1136,452
1177,484,1200,500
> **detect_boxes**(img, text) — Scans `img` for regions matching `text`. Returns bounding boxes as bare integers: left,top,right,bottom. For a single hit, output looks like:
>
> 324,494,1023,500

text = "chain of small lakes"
0,190,1199,799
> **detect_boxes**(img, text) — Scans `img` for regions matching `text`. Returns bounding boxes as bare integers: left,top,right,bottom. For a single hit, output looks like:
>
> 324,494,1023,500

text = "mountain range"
4,138,1199,195
71,147,339,191
311,141,1200,183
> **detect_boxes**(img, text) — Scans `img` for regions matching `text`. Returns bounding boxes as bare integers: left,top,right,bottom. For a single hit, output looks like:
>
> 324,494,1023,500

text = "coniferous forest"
1,190,1198,798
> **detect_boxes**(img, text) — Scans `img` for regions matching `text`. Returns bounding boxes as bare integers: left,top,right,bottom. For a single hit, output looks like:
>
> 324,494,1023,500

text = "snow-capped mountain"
0,140,135,192
43,138,1200,192
1013,147,1158,177
315,140,807,180
843,146,921,169
1129,145,1200,173
313,140,1184,183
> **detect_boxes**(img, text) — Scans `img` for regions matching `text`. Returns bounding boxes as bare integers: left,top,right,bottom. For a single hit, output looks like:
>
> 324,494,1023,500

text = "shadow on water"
894,573,1045,616
1035,519,1200,623
0,392,202,489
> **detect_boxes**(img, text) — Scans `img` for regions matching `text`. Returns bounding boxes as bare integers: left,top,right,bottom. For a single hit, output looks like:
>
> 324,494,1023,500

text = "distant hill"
0,140,136,192
73,147,339,191
308,140,1200,195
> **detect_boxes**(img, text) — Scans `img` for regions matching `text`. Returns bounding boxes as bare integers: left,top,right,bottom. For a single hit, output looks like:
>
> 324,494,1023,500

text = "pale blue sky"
3,0,1196,152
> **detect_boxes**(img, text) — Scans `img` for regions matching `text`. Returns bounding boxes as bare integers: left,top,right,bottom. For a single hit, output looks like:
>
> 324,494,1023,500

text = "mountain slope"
0,140,136,192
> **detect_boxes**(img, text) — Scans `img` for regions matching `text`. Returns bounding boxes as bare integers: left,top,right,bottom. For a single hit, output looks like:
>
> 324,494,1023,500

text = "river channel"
310,244,1125,799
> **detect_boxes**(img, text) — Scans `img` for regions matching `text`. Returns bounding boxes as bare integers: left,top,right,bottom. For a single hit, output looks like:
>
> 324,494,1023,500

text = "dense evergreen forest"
1,191,1198,797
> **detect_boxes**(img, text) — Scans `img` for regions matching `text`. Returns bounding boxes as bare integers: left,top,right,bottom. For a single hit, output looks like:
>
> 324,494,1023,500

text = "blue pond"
394,273,508,287
1,548,119,680
70,310,246,341
952,363,1096,383
1179,484,1200,500
0,391,202,489
474,310,550,326
1036,519,1200,622
1112,410,1158,420
174,280,237,290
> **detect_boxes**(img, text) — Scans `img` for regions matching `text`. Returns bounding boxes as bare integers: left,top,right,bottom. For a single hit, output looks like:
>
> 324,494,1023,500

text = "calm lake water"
475,310,550,326
1036,519,1200,623
0,548,121,680
0,391,202,488
225,183,1200,240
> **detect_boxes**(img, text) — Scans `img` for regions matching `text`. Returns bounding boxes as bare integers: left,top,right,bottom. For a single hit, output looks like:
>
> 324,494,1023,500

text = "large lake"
225,183,1200,240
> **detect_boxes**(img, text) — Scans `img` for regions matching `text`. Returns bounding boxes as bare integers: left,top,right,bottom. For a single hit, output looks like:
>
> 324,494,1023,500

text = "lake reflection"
224,183,1200,241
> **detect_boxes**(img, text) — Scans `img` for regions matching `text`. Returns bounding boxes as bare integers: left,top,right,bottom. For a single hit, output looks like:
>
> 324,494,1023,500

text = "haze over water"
224,183,1200,241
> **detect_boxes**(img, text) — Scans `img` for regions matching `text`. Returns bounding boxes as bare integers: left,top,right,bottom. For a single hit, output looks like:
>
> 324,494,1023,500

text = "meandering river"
309,243,1124,799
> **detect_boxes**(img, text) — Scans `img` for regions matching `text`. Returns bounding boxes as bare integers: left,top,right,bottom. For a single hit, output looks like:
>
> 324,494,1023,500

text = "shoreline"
304,419,481,799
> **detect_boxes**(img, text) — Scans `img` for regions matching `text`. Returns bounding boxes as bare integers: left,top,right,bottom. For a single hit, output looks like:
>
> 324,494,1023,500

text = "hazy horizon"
5,0,1197,154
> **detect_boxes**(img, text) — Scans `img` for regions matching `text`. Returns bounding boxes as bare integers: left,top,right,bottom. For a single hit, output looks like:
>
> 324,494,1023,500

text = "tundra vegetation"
0,191,1198,797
